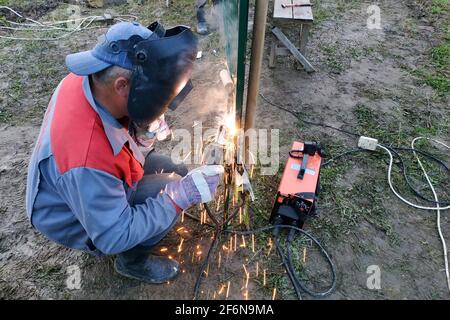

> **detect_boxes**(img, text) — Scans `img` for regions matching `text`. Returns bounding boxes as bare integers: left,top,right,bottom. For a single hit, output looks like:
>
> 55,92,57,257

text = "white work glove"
165,165,224,210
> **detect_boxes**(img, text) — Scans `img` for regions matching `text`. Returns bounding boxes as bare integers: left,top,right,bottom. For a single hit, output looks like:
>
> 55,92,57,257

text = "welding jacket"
25,73,178,255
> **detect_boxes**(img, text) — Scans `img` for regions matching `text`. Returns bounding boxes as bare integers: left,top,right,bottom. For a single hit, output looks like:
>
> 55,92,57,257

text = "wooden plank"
273,0,293,19
271,27,315,73
293,0,313,21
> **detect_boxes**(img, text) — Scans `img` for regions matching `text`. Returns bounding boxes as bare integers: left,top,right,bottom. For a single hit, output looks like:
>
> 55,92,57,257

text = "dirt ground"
0,0,449,300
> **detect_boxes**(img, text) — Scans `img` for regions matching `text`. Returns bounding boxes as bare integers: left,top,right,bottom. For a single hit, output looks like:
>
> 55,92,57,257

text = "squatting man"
26,21,224,283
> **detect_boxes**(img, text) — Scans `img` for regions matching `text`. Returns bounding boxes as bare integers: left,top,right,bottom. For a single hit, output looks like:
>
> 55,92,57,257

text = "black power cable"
192,204,241,300
193,227,220,299
225,224,337,298
387,146,450,206
190,203,337,300
259,93,360,138
321,145,450,205
285,229,336,297
274,236,303,300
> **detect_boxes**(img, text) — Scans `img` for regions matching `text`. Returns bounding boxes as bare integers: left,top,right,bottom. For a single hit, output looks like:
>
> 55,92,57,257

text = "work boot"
114,246,180,284
197,22,209,35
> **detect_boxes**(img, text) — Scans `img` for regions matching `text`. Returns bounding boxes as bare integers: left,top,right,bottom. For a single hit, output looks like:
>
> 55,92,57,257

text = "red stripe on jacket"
50,73,144,187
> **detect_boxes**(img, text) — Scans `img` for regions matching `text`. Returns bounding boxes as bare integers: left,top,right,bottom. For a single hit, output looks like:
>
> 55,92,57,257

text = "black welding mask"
127,22,198,127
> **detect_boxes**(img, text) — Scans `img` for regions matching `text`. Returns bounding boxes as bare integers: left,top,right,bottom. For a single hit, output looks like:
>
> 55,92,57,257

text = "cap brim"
65,50,112,76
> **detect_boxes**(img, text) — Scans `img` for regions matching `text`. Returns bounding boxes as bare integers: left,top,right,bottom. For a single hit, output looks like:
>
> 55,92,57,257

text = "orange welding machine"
270,141,323,228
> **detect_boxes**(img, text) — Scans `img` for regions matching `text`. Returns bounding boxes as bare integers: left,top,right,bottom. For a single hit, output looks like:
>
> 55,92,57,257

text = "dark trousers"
130,151,188,248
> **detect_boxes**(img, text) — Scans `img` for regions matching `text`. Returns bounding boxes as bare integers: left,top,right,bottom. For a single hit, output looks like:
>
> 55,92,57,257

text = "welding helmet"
127,22,198,126
66,21,198,127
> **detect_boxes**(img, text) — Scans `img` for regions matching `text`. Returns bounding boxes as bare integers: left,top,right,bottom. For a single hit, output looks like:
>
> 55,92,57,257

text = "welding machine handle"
298,154,309,180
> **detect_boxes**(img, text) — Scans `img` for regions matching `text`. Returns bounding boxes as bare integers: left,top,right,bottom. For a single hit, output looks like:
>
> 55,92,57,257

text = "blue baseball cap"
65,21,153,75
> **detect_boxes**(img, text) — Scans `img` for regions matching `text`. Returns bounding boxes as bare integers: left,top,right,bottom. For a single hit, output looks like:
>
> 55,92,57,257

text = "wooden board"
273,0,313,21
273,0,293,19
293,0,313,21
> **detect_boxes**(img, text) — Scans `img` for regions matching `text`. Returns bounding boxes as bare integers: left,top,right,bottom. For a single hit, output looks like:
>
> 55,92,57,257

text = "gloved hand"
164,165,224,211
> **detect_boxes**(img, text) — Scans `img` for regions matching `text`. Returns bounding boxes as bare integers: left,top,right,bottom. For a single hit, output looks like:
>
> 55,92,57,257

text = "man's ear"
114,76,130,98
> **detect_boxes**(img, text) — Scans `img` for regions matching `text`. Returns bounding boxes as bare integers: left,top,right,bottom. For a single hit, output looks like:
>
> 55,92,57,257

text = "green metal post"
235,0,249,126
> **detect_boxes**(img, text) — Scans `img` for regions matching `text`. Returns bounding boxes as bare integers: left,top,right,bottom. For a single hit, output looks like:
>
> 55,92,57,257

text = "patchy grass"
403,0,449,96
353,104,398,142
407,43,449,95
0,110,12,123
312,0,362,27
319,42,379,74
431,0,450,15
320,44,346,74
431,43,450,68
353,100,450,146
312,0,332,25
34,264,62,281
348,46,375,61
409,67,449,95
0,0,64,19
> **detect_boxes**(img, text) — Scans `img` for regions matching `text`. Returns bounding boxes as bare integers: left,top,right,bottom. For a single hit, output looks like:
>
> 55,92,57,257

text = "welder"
25,21,223,284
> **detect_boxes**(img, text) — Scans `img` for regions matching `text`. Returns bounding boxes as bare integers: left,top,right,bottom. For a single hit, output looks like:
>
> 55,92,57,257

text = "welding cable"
321,148,374,167
270,222,303,300
387,146,450,206
274,235,303,300
284,229,336,297
184,211,215,228
259,93,360,138
0,6,137,41
0,5,45,27
224,225,337,298
315,142,450,293
193,227,221,300
378,140,450,292
0,15,100,41
322,146,450,206
192,203,236,300
378,144,450,211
